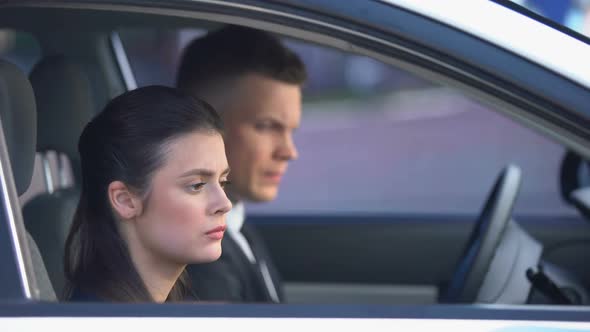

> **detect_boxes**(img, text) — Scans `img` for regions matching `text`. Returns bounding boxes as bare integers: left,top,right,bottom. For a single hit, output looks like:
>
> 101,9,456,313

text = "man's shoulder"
186,234,251,302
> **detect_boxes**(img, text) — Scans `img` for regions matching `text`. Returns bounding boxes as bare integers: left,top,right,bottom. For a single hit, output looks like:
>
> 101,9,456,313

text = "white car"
0,0,589,330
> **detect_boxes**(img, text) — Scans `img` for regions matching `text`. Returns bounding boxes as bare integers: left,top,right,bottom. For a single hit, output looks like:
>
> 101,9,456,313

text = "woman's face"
133,131,232,265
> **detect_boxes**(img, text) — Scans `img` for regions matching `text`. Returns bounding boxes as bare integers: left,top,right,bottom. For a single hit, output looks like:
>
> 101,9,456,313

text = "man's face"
221,73,301,202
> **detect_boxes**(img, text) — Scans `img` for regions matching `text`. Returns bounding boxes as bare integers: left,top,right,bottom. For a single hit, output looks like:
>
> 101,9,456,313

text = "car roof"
386,0,590,90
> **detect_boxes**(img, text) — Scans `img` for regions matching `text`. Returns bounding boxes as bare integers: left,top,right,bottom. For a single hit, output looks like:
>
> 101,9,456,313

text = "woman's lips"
205,225,226,240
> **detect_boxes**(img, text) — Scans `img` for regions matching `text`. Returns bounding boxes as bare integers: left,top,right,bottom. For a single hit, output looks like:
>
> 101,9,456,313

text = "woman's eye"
220,180,231,188
188,183,206,192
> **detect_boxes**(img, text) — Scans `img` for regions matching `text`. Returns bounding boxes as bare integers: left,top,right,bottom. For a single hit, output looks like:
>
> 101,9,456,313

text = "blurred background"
512,0,590,35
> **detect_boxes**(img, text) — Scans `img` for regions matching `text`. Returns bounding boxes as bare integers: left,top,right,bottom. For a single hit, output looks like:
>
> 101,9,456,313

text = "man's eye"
188,183,206,192
255,122,272,131
220,180,231,188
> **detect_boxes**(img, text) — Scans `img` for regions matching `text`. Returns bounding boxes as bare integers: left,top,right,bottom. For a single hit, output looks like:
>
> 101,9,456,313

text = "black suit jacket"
187,222,284,303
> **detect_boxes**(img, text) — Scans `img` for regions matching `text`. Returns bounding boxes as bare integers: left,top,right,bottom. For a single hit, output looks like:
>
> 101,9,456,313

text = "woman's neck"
123,229,186,303
138,261,185,303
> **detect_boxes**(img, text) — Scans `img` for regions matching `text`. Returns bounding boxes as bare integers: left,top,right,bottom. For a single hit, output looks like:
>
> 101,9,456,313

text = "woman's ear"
108,181,142,220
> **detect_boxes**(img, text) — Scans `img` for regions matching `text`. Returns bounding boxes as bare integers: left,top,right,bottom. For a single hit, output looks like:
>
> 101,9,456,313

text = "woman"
64,86,232,302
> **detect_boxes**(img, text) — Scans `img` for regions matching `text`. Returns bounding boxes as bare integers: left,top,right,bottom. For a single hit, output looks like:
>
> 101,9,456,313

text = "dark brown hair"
176,25,307,93
64,85,223,302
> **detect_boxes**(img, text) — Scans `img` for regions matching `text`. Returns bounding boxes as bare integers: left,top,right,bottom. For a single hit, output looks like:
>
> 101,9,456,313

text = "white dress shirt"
226,202,256,263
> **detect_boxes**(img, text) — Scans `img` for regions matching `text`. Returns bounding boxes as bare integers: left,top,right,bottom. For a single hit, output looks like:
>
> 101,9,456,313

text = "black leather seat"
23,55,95,298
0,58,56,301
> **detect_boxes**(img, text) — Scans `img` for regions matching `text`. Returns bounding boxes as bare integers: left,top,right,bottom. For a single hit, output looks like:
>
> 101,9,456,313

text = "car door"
0,0,589,329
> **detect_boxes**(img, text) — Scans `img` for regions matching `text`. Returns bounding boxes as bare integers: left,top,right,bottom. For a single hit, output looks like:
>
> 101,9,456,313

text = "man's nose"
275,134,298,161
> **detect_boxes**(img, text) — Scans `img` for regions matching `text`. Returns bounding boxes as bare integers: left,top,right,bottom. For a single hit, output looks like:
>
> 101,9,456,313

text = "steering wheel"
440,164,522,303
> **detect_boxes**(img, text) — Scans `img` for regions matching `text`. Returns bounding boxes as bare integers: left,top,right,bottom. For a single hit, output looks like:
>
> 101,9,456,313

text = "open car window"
115,25,590,307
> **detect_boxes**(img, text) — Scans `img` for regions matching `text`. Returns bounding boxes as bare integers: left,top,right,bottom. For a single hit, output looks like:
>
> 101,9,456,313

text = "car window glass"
0,29,40,74
0,30,49,206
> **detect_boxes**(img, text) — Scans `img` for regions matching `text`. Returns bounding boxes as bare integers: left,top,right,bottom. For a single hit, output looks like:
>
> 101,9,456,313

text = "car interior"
0,4,589,307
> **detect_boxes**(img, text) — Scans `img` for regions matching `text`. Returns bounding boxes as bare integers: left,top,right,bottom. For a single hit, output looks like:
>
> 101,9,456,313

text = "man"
176,25,307,302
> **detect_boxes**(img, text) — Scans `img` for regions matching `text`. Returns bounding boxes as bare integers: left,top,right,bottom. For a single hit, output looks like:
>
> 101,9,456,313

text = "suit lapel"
222,232,257,278
241,223,284,302
223,228,271,301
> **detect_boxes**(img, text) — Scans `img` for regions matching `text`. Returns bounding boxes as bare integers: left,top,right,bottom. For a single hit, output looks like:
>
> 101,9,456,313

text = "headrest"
29,55,94,180
0,60,37,195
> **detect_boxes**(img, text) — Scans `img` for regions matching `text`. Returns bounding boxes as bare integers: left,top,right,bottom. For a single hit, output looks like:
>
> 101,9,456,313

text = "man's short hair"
176,25,307,94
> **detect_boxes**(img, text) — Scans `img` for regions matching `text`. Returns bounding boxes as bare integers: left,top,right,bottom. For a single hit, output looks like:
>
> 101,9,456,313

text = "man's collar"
226,201,245,233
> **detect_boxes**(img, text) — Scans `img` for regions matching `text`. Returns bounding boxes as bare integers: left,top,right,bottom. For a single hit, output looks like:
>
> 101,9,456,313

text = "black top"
67,286,199,303
68,287,103,302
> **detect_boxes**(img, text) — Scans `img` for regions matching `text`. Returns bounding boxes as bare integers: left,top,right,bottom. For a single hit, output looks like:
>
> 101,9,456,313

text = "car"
0,0,590,330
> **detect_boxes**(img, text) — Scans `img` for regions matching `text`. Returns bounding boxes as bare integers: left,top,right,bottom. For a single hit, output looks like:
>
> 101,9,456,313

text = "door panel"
253,215,590,303
284,282,438,304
